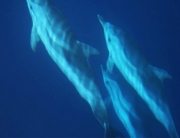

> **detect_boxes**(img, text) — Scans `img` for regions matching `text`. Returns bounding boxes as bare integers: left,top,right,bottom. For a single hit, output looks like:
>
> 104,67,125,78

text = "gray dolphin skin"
26,0,112,136
101,65,143,138
98,15,179,138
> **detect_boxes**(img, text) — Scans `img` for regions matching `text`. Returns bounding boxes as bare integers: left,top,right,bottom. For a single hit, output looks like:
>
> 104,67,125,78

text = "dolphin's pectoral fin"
30,25,40,52
106,55,114,73
150,65,172,82
77,41,100,58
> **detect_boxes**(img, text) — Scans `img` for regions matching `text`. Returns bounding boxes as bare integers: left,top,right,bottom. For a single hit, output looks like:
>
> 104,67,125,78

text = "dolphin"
26,0,113,136
98,15,179,138
101,65,143,138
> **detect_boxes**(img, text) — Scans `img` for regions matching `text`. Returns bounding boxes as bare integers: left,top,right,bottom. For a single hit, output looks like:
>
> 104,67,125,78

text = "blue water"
0,0,180,137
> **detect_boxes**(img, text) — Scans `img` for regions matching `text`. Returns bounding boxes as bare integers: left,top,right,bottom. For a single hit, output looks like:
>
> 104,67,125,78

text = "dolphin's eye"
108,37,111,42
30,5,32,10
106,81,109,84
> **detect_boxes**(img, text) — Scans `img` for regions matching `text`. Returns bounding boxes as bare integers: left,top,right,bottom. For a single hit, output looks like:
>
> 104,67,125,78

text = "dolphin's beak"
97,15,105,26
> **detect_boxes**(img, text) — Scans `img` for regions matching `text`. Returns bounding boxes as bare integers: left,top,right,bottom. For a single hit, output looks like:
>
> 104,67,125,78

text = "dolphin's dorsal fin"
106,55,114,73
77,41,100,58
30,25,40,52
150,65,172,82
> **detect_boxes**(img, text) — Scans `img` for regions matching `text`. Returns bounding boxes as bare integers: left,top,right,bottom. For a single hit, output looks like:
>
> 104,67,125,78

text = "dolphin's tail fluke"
105,125,124,138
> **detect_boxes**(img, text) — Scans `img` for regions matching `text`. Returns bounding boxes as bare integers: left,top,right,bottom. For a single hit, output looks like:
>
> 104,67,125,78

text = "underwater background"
0,0,180,137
